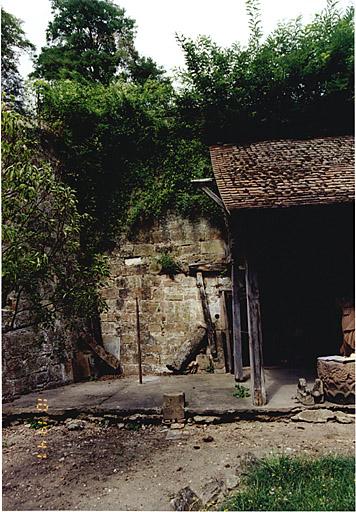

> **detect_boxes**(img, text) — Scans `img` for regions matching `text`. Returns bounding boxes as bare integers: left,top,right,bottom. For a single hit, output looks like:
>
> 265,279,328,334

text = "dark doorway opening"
244,204,354,369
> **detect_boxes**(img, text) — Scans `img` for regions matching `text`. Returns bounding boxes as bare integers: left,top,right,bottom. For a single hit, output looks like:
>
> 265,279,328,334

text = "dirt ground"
3,419,355,511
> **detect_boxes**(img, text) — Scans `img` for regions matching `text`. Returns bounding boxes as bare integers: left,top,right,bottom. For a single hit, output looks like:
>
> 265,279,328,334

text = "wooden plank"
189,262,228,274
232,259,244,381
245,258,267,406
200,185,227,211
196,272,217,358
84,336,120,370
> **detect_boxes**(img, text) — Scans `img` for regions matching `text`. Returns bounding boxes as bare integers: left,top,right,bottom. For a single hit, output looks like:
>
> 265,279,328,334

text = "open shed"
203,135,354,405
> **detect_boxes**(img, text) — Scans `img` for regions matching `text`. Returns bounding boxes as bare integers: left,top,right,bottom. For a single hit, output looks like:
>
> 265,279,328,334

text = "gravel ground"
2,419,355,511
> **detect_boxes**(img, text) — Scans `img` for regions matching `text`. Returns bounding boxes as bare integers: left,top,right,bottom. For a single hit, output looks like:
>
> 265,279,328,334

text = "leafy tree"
36,77,214,250
34,0,164,85
178,0,354,144
2,105,109,332
125,54,166,85
1,8,34,107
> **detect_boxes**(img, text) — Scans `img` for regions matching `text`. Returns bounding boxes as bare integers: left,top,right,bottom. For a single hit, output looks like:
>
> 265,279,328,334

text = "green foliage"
34,0,164,85
28,419,48,430
178,1,354,144
1,8,34,107
245,0,263,49
36,78,215,250
10,0,352,291
126,422,140,431
233,384,251,398
2,106,109,332
157,252,181,276
223,454,355,511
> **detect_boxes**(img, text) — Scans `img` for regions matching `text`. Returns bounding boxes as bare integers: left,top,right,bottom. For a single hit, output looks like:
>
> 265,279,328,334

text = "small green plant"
157,252,180,276
126,422,140,431
206,360,215,373
233,384,250,398
28,419,45,429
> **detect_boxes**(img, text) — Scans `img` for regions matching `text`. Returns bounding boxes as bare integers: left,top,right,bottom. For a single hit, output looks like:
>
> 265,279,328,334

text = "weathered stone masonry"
100,214,231,374
2,321,75,402
2,214,230,401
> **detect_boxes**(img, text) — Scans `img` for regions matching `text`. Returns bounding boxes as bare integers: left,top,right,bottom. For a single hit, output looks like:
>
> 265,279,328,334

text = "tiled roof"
209,136,355,211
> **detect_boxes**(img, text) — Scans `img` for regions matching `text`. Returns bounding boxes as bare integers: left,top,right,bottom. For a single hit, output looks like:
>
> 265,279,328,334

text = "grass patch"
223,454,355,511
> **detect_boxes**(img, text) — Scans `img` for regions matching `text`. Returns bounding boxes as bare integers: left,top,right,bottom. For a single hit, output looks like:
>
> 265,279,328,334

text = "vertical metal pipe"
136,297,143,384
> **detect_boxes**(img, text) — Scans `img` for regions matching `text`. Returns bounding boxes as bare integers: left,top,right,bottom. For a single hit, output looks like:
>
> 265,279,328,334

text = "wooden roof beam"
191,178,229,213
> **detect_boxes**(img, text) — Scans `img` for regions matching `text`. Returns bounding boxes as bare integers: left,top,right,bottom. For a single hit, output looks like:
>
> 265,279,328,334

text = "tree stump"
317,356,355,404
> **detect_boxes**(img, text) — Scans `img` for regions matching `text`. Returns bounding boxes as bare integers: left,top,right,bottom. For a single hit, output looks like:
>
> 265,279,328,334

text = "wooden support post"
245,259,266,406
196,271,217,358
232,260,244,381
135,297,143,384
221,291,233,373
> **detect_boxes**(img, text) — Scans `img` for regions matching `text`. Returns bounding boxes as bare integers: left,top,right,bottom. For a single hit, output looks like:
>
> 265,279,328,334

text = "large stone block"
100,287,117,300
133,243,156,257
124,257,143,266
165,292,184,301
101,322,118,336
162,392,185,422
200,239,226,257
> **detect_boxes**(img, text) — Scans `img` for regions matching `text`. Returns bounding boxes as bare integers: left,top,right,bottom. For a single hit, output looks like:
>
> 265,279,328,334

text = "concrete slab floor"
3,368,354,420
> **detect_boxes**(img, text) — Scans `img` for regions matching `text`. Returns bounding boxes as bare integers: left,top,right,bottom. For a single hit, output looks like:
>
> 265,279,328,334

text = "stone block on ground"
66,419,86,431
166,430,185,441
163,392,185,422
334,411,355,424
170,422,185,430
291,409,335,423
200,477,225,507
193,415,220,424
224,473,240,491
170,486,203,511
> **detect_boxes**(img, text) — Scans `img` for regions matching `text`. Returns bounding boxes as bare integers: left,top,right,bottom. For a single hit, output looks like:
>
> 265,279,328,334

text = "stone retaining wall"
2,214,231,400
100,215,231,374
2,321,75,402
